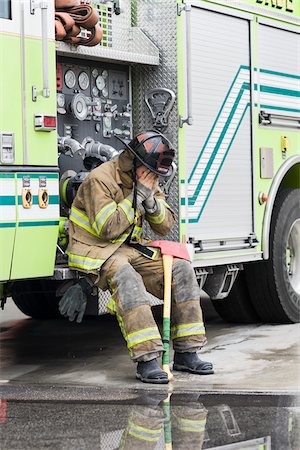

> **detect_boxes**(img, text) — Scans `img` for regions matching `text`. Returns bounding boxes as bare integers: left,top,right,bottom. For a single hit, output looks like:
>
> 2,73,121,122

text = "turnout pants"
97,244,207,362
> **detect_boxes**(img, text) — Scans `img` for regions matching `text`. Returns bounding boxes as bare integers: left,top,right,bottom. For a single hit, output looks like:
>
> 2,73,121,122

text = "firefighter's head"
126,130,175,177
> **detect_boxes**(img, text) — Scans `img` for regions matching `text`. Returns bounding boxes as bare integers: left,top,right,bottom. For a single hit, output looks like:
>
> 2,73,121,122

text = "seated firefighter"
59,130,214,383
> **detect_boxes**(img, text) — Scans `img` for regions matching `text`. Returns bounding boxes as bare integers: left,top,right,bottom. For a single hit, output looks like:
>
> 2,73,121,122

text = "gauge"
78,71,90,90
71,93,89,121
102,87,109,98
64,69,76,89
102,70,108,79
91,68,98,78
92,86,99,97
96,75,105,91
57,93,65,108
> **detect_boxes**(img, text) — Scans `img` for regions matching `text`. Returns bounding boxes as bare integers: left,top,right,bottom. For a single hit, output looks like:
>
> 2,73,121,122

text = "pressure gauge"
57,93,66,114
102,87,109,98
92,86,99,97
57,93,65,108
64,69,76,89
96,75,105,91
91,68,98,78
102,70,108,79
78,71,89,90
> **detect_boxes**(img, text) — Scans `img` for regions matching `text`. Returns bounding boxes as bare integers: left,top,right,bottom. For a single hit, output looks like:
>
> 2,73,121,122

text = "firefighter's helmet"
125,130,175,177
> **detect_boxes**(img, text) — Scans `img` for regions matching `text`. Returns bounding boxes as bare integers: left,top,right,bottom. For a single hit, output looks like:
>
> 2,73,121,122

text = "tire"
11,280,61,319
211,271,260,323
245,188,300,323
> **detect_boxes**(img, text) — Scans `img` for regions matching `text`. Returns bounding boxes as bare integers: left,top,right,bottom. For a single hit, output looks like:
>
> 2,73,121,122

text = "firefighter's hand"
59,282,88,323
136,167,158,190
136,168,159,213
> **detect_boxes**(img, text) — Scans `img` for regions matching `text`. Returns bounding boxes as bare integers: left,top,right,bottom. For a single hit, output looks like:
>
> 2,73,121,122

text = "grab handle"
30,0,50,98
178,2,193,127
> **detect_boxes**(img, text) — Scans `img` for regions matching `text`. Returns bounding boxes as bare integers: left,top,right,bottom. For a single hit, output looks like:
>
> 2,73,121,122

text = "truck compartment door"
181,5,255,252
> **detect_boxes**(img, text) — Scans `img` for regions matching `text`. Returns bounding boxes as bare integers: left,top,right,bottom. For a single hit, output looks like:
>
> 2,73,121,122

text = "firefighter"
59,130,214,383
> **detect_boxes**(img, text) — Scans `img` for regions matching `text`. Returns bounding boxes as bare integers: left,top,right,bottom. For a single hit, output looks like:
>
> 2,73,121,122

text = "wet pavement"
0,299,300,449
1,299,299,393
0,392,299,449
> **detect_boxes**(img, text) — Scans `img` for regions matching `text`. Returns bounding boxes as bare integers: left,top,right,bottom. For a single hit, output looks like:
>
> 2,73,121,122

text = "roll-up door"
183,5,254,251
257,24,300,123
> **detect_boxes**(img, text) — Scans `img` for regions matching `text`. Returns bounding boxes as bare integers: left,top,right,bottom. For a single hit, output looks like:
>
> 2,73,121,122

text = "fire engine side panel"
254,23,300,245
183,7,254,243
1,1,60,280
22,0,57,167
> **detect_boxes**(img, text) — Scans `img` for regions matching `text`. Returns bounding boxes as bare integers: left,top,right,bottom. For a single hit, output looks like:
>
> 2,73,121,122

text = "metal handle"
41,1,49,97
31,0,50,98
179,2,193,128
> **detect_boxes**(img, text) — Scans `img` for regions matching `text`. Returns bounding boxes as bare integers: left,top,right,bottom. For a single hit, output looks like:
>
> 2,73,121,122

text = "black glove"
59,278,92,323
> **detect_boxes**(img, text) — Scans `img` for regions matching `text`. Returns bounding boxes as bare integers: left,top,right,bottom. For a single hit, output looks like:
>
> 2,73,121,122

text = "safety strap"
128,242,155,258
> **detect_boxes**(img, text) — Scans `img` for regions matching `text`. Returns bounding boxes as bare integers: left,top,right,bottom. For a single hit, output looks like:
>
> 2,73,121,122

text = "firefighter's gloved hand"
59,278,92,323
136,182,158,214
136,180,153,204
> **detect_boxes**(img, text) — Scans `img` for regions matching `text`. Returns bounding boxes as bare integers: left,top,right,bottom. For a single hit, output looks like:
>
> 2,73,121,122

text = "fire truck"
0,0,299,323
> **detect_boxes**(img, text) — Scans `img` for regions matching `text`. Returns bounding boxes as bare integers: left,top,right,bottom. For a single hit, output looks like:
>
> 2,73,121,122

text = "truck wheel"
246,188,300,323
211,271,260,323
11,280,61,320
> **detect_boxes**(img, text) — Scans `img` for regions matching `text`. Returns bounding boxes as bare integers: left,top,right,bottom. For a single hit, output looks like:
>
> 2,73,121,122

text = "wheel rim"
286,218,300,295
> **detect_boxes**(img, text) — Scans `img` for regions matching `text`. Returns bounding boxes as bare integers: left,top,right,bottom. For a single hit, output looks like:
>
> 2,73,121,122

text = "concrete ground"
1,297,299,395
1,299,299,450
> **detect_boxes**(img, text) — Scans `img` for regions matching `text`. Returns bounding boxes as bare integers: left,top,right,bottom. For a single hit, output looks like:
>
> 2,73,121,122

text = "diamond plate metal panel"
131,0,180,242
98,287,163,314
56,0,159,65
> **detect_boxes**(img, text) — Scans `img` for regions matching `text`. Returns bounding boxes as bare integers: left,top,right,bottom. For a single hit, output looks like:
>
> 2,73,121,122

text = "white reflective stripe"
171,322,205,339
67,252,105,271
93,202,117,235
127,327,161,349
119,198,135,223
70,206,98,237
147,199,166,225
128,421,162,442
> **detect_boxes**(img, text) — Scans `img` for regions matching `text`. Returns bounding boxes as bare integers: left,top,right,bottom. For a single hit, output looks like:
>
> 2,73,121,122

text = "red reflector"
44,116,56,127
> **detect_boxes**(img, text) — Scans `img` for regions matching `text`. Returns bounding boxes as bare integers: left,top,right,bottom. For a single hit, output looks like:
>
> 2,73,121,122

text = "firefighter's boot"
136,359,169,384
173,352,214,375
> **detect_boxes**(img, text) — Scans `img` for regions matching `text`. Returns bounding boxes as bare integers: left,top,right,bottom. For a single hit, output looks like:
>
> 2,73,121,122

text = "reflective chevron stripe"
147,199,167,225
119,198,135,223
127,327,161,349
128,420,162,442
93,202,117,235
171,322,205,339
67,252,105,271
69,206,98,237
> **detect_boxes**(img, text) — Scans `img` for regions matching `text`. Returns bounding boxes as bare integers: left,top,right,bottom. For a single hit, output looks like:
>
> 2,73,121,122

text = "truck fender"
262,154,300,260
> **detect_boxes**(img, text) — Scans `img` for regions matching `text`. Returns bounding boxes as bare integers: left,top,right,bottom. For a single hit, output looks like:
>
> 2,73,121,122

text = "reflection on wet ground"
1,303,300,449
0,392,299,449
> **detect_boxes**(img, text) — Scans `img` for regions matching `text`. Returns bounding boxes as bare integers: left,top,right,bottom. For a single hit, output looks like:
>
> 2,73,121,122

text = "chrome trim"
179,1,193,128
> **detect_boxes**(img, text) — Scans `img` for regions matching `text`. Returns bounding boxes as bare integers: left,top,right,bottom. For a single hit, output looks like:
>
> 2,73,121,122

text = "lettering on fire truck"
256,0,294,12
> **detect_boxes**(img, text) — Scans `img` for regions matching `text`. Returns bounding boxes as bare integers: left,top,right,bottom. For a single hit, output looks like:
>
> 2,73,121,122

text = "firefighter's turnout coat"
67,149,175,273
